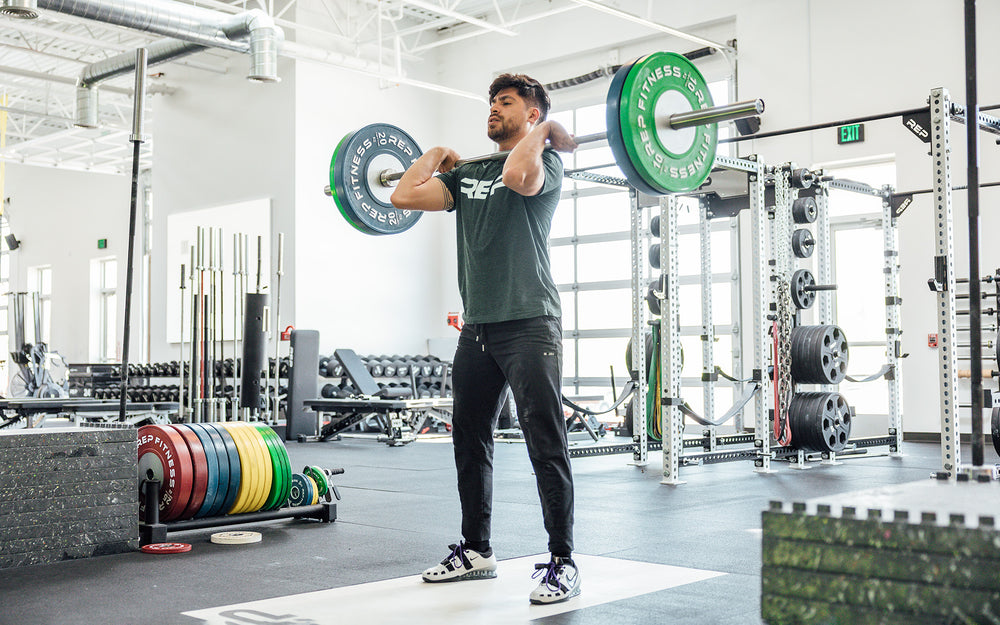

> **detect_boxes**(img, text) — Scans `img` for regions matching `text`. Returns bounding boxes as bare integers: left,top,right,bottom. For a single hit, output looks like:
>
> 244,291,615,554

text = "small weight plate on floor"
288,473,312,507
329,123,424,236
170,425,210,521
141,542,192,554
199,423,238,517
610,51,716,194
210,531,262,545
178,424,222,519
304,465,329,498
138,425,193,522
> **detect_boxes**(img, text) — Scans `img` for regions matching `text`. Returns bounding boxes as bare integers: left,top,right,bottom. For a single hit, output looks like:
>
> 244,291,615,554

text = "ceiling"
0,0,711,176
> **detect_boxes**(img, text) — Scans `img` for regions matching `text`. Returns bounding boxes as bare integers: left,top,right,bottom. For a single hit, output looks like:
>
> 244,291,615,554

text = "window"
824,160,897,418
99,258,117,362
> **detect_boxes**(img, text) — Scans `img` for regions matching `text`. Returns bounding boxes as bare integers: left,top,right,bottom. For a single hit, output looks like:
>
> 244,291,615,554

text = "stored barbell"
324,51,765,235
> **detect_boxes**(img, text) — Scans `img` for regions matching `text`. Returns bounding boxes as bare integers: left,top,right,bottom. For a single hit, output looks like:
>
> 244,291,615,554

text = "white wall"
2,163,129,363
149,55,298,364
292,60,452,357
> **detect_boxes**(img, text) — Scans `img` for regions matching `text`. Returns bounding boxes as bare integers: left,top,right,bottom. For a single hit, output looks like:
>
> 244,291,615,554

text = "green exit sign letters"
97,238,107,249
837,123,865,145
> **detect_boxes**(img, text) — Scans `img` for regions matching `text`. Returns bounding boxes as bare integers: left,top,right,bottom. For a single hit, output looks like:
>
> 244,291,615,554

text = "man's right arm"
390,146,460,212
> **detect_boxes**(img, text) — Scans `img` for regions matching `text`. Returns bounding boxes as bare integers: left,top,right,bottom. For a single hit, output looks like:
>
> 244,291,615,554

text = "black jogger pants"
451,315,574,556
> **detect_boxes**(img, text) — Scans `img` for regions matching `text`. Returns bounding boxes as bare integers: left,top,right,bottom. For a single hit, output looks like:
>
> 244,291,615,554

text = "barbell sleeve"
373,98,764,187
665,99,764,130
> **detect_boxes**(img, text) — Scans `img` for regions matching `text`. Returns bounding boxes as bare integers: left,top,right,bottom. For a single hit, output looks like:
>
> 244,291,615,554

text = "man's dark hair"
489,73,551,122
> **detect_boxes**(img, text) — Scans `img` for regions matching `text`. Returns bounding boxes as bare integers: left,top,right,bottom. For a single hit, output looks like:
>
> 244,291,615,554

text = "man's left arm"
502,120,575,196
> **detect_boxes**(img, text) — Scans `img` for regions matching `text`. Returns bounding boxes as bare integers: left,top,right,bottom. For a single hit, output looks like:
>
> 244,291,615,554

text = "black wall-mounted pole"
119,48,148,422
964,0,985,467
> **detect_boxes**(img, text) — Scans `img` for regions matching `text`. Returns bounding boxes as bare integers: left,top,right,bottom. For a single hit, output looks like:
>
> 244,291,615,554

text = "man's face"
487,87,537,143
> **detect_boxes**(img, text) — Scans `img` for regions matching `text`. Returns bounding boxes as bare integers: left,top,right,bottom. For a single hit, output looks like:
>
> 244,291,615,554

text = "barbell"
324,51,765,235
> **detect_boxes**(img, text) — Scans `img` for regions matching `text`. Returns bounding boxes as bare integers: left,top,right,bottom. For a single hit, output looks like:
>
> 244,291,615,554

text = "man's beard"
487,118,514,143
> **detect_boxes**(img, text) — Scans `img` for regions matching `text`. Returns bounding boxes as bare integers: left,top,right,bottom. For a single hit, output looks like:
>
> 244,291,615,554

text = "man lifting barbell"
390,73,581,605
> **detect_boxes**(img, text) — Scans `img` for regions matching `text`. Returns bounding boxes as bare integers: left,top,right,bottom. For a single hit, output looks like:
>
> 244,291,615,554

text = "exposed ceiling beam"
410,4,581,53
392,0,515,36
567,0,731,53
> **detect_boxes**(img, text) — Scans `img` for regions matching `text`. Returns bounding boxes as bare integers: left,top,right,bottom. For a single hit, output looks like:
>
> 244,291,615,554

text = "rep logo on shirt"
459,176,506,200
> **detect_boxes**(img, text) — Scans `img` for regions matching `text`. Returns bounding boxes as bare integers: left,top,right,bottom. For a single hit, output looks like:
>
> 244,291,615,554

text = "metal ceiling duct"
35,0,282,70
34,0,284,127
76,38,205,127
1,0,39,18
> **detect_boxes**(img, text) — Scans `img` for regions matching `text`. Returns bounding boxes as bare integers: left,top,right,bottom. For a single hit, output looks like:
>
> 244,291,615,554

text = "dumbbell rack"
68,359,290,423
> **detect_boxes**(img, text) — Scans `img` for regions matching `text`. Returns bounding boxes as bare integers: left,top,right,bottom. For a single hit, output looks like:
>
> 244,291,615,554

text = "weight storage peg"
325,51,764,235
788,269,836,310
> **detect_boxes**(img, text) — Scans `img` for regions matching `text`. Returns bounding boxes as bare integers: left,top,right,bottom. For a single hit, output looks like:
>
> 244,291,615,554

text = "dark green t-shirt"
438,148,563,324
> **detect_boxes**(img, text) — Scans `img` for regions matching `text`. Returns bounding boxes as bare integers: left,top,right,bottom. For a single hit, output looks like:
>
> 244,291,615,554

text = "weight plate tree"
608,51,717,195
787,391,853,453
790,325,850,385
329,123,424,235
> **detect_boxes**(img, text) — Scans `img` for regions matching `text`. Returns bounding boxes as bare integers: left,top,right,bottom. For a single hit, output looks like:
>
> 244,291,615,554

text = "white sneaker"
422,543,498,583
529,556,582,604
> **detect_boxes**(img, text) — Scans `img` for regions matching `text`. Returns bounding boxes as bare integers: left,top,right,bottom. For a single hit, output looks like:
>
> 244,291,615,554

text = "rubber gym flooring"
0,434,993,625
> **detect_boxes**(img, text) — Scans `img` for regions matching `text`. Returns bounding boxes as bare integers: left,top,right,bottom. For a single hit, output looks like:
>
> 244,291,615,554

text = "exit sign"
97,238,107,249
838,123,865,144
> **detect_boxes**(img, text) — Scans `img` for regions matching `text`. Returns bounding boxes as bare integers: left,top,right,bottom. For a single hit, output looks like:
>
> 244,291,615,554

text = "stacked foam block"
0,427,138,569
761,479,1000,624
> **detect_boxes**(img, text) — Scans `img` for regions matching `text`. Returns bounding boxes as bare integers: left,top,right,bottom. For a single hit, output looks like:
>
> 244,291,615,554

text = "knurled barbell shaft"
372,98,764,186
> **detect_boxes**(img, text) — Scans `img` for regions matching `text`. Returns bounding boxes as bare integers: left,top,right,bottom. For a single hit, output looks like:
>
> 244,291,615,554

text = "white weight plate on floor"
210,531,262,545
183,553,725,624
